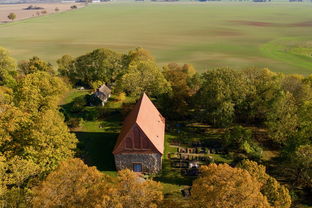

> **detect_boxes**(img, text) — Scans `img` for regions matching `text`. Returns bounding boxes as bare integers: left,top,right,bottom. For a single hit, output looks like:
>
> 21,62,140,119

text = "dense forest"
0,47,311,207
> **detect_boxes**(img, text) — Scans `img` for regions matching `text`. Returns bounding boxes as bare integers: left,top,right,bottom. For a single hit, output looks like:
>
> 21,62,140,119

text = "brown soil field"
0,3,85,23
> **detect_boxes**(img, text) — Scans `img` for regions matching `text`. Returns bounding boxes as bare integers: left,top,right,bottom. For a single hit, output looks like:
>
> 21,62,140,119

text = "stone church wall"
114,153,162,173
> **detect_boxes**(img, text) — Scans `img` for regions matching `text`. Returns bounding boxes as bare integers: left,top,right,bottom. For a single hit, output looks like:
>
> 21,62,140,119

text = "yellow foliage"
32,158,120,208
32,160,164,208
191,163,271,208
117,169,163,208
238,160,291,208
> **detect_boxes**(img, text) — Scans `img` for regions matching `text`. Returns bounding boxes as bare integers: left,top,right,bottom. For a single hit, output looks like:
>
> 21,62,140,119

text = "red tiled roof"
112,93,165,155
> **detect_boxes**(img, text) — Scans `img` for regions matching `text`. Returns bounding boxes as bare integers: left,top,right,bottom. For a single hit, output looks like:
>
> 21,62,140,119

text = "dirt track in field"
0,3,85,23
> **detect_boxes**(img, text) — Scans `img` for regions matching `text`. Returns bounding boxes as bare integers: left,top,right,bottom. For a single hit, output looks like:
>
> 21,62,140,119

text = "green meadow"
1,2,312,73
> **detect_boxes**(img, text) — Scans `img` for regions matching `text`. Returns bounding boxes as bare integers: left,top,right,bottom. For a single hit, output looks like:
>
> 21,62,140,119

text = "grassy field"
0,2,312,74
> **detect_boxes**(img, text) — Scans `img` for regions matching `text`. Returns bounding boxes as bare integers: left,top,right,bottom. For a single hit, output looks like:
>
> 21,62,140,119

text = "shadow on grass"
75,131,117,171
155,159,194,186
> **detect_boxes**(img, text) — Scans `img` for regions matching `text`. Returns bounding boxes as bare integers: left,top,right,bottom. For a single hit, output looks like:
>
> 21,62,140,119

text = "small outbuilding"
90,84,111,106
113,93,165,173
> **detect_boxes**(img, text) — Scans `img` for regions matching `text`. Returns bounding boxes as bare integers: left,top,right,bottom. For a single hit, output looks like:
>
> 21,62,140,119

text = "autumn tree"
8,13,16,21
0,86,13,106
14,71,66,113
0,156,6,207
116,169,163,208
1,72,77,174
0,47,17,87
0,156,39,207
18,56,54,75
190,163,271,208
0,104,77,175
32,158,120,208
32,159,163,208
238,160,291,208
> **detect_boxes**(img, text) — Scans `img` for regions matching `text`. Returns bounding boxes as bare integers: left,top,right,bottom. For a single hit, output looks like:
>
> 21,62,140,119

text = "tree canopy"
119,60,171,97
18,56,54,75
191,164,271,208
32,159,163,208
0,47,17,87
69,48,123,87
238,160,291,208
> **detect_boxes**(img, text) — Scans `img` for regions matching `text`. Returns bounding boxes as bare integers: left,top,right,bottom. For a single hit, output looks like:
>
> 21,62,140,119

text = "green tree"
223,126,262,159
282,101,312,158
195,68,250,127
241,68,282,123
191,164,271,208
265,91,298,145
73,48,123,87
238,160,291,208
160,63,199,119
8,13,16,21
122,47,154,68
18,56,54,75
291,145,312,188
223,125,252,150
120,60,171,97
56,54,75,78
0,47,17,87
281,74,312,105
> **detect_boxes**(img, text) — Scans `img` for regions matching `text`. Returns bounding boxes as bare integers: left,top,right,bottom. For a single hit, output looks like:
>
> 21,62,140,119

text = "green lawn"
60,89,123,175
1,2,312,74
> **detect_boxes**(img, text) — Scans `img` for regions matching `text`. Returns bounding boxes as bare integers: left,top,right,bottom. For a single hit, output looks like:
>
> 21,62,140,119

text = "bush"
223,126,252,150
223,126,262,160
67,117,84,128
116,92,126,101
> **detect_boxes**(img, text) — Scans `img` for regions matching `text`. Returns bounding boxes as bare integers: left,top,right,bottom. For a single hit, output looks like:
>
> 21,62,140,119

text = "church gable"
115,124,157,153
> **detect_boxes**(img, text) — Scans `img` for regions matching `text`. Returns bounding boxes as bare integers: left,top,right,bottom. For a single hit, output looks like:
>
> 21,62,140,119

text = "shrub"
116,92,126,102
67,117,84,128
